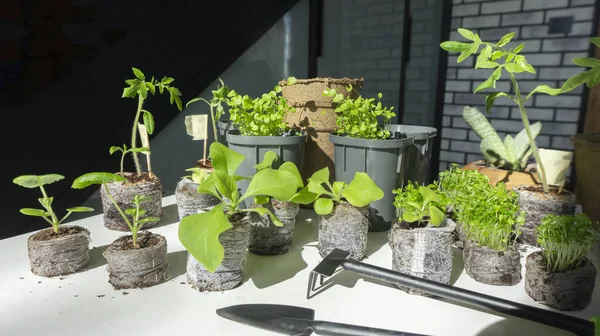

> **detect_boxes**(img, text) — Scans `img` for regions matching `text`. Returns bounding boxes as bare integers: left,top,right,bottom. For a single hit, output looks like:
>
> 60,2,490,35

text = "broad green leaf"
497,32,515,47
278,162,303,188
477,61,500,69
138,81,148,99
457,28,476,41
308,167,330,185
214,171,238,201
485,92,508,113
209,142,245,176
419,186,439,204
132,67,145,80
143,111,155,135
138,217,160,224
440,41,471,53
503,135,517,164
254,151,278,170
287,76,297,85
122,85,138,98
254,195,270,205
504,63,526,73
572,57,600,68
178,205,233,273
402,212,420,223
341,172,384,207
162,76,174,85
314,198,334,215
457,43,478,63
491,50,503,61
462,106,508,162
197,174,220,199
561,68,600,93
513,43,524,53
39,174,65,186
146,81,155,94
125,208,136,216
289,186,318,204
247,207,283,227
71,172,126,189
307,180,327,195
66,206,94,213
13,174,64,188
429,205,446,226
109,146,123,155
20,208,49,217
474,67,502,93
241,169,299,202
332,181,345,196
475,45,492,69
526,85,562,100
590,37,600,48
513,121,542,161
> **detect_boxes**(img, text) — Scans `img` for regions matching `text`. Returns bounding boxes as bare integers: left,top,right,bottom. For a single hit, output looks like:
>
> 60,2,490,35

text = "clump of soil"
118,172,159,185
108,233,161,250
196,159,213,170
30,226,85,241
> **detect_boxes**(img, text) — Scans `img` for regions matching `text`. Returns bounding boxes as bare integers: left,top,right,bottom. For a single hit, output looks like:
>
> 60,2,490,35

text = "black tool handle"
313,320,428,336
340,260,595,336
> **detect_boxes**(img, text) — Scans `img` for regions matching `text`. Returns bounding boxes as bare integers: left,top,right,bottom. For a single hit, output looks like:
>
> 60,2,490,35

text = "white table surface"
1,195,598,336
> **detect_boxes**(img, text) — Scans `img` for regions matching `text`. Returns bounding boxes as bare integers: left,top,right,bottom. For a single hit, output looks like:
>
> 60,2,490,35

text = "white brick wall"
440,0,594,171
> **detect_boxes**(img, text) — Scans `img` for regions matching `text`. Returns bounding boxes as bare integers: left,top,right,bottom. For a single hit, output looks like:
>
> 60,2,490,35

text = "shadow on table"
168,250,188,279
450,246,464,285
87,244,108,270
475,317,571,336
244,215,318,289
364,231,389,259
154,204,180,228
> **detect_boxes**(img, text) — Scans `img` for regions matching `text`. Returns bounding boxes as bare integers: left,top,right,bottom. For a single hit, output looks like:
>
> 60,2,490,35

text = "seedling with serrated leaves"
109,144,151,174
441,29,566,194
119,67,183,176
290,167,384,215
226,78,297,136
186,78,230,143
323,86,395,140
393,182,446,226
72,172,158,248
13,174,93,233
178,142,303,272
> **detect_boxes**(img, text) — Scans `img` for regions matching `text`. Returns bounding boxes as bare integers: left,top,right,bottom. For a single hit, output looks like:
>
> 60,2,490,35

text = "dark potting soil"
525,251,597,311
248,200,297,255
281,127,306,137
332,131,408,140
30,226,84,241
119,172,158,184
109,233,161,251
196,159,213,170
397,220,430,230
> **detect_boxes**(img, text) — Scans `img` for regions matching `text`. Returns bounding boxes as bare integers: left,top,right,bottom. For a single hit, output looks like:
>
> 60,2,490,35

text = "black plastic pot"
217,119,237,146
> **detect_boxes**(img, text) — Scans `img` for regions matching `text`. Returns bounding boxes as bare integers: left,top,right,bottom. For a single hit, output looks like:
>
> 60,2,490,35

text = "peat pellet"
28,225,91,277
525,251,597,311
318,202,368,260
515,186,576,246
103,232,170,289
249,200,299,255
175,178,220,219
186,216,250,291
100,173,163,231
463,239,521,286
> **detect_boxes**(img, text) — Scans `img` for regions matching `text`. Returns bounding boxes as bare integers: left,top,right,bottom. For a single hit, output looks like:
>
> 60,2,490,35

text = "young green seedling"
440,29,569,194
71,172,158,248
290,167,384,215
186,78,230,143
393,182,446,226
182,167,211,184
536,213,599,272
109,144,151,174
13,174,93,233
227,79,297,136
323,85,395,140
120,67,183,176
178,142,303,272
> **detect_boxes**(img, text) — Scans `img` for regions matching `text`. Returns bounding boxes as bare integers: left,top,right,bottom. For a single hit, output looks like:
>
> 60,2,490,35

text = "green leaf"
122,86,138,98
186,97,209,108
307,180,327,195
13,174,64,188
38,197,52,208
419,186,439,204
457,43,479,63
138,82,148,99
497,32,515,47
590,316,600,336
474,67,502,93
332,181,345,196
279,162,303,188
20,208,49,217
428,205,446,226
590,37,600,48
162,77,174,85
457,28,476,41
214,171,238,201
513,43,524,53
561,68,600,93
572,57,600,68
333,93,344,103
197,174,220,199
241,168,299,202
138,217,160,225
178,205,233,273
504,63,526,73
485,92,508,113
254,151,279,170
341,172,384,207
402,212,420,223
109,146,123,155
307,167,330,185
440,41,471,52
254,195,270,205
132,67,145,80
143,110,155,135
314,198,334,215
209,142,246,176
66,206,94,213
125,208,136,216
475,45,492,69
526,85,562,100
290,186,318,204
287,76,297,85
71,172,127,189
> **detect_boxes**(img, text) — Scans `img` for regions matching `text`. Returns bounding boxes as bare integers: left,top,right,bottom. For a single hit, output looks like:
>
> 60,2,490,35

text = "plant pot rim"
277,77,365,86
393,218,456,232
571,133,600,147
513,184,575,196
28,225,90,243
385,124,437,140
226,129,307,145
465,238,518,253
329,133,414,149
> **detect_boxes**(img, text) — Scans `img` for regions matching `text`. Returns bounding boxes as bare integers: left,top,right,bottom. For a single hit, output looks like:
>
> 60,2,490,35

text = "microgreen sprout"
393,182,445,226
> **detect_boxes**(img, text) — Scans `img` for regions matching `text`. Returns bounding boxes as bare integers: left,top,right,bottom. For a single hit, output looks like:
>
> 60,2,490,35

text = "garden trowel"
216,303,428,335
308,249,596,336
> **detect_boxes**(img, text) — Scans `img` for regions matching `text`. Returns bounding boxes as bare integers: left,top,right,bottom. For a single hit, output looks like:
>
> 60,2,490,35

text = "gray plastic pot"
385,124,437,186
226,130,307,208
217,119,237,146
329,133,414,232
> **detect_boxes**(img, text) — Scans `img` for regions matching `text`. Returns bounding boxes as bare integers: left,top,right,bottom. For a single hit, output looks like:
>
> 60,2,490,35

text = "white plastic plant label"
185,115,208,140
138,123,150,150
537,148,573,186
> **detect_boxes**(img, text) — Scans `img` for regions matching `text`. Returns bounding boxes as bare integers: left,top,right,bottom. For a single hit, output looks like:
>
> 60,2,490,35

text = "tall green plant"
120,67,183,176
441,29,566,193
185,78,230,143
